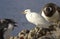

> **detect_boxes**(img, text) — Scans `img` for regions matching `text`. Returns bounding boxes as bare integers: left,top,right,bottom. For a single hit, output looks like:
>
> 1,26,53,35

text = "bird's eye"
25,11,27,12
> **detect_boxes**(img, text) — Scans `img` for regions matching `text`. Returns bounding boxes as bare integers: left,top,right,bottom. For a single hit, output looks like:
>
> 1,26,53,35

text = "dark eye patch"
45,7,52,12
43,3,57,17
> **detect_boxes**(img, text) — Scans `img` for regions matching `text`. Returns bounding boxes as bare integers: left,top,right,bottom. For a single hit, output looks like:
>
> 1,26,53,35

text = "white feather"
24,9,51,27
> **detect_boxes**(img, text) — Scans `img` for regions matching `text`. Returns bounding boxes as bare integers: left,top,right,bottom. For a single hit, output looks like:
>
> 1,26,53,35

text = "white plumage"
23,9,51,27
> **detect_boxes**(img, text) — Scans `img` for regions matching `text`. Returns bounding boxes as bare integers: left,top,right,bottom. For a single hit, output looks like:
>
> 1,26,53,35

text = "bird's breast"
26,14,35,23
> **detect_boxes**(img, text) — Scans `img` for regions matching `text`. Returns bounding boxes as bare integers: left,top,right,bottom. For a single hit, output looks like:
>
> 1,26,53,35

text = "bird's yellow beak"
22,11,26,14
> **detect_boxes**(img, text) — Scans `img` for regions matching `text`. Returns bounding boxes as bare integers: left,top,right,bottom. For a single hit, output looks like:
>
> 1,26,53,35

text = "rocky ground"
14,24,60,39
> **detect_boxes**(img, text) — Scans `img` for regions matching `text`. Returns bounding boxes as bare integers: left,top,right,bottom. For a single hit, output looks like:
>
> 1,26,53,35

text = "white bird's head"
22,9,31,14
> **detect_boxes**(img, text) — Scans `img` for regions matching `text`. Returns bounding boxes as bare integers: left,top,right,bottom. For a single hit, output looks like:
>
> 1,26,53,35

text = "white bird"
41,3,60,25
22,9,51,27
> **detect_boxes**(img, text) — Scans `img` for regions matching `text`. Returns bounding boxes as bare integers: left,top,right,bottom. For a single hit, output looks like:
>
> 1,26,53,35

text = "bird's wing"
31,12,46,22
31,12,51,26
